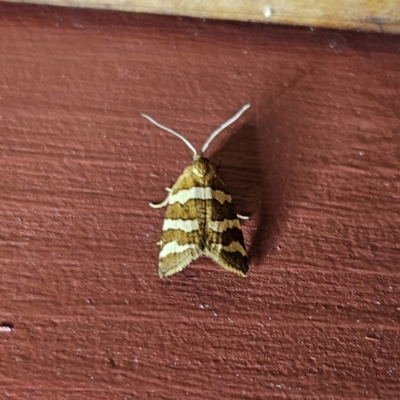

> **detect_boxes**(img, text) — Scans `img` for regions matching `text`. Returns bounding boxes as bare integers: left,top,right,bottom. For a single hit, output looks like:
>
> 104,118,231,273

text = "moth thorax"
192,156,211,178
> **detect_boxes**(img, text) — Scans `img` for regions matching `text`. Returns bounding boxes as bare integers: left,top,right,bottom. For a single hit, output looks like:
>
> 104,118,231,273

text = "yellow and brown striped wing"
157,166,205,278
157,158,248,277
204,172,248,276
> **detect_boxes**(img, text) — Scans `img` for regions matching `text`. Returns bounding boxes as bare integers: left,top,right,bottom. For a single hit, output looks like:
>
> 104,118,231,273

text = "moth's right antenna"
142,113,197,158
201,104,250,155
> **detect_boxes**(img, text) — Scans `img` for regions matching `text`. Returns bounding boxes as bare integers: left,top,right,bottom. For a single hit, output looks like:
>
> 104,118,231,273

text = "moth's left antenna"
142,113,197,158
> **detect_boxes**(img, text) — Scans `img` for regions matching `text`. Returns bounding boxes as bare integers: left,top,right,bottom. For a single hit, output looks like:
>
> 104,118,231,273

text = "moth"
142,104,250,278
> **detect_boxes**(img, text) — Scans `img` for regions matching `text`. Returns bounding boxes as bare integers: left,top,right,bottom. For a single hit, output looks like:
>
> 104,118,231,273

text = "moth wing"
158,165,204,278
204,173,248,276
204,241,248,277
158,243,202,278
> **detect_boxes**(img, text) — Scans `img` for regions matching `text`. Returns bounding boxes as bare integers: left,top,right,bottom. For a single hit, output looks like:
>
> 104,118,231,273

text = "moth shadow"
209,122,285,265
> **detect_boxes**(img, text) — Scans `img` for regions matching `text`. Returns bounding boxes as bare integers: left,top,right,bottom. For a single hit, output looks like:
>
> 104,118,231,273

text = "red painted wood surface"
0,4,399,399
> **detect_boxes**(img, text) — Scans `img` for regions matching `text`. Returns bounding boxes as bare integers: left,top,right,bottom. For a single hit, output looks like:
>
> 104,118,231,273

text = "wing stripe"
159,241,198,259
169,187,232,205
213,241,247,257
208,219,241,232
163,219,199,232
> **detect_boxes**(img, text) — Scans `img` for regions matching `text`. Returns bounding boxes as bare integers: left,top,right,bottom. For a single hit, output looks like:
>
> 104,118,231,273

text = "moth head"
193,154,209,163
142,104,250,161
192,155,211,177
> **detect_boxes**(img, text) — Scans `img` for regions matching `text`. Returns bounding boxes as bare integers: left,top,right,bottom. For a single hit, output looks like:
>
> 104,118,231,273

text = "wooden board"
0,3,399,399
3,0,400,33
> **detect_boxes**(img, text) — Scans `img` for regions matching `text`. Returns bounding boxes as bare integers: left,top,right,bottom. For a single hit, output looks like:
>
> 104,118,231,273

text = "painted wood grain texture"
0,3,399,399
3,0,400,33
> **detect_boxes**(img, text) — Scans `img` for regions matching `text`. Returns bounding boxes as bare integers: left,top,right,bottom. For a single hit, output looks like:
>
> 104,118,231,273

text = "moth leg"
237,214,249,220
149,192,171,208
165,187,172,192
